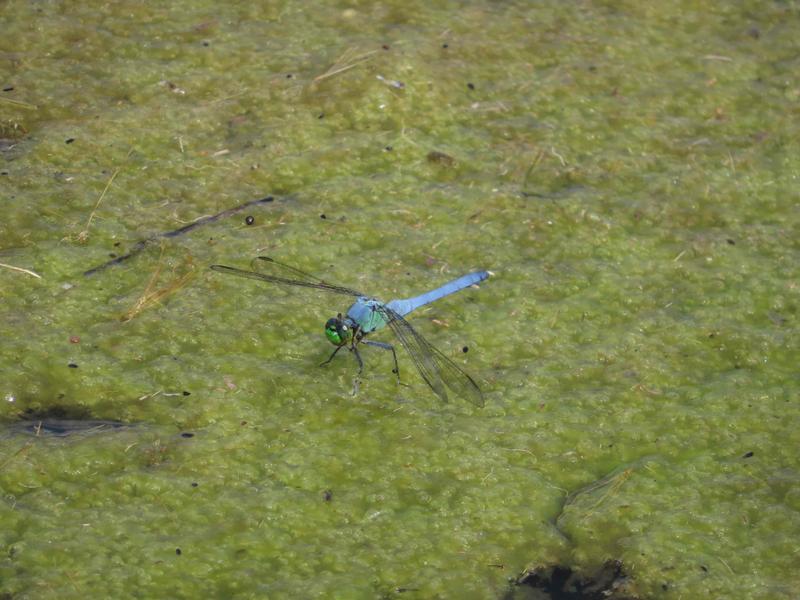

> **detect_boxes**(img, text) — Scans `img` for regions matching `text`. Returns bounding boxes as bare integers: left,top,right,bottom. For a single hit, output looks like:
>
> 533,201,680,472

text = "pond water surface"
1,2,798,598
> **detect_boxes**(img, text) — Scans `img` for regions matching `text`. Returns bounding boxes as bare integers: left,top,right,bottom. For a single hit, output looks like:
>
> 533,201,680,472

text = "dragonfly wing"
384,310,448,402
423,337,485,407
251,257,325,283
210,258,364,297
378,306,484,407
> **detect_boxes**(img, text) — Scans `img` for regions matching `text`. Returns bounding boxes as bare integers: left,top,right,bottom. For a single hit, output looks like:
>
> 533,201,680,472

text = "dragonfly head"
325,314,353,346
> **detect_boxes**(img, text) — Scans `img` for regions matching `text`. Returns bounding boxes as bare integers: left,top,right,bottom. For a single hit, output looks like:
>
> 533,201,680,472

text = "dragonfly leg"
363,340,402,384
349,342,364,396
320,345,343,367
350,343,365,375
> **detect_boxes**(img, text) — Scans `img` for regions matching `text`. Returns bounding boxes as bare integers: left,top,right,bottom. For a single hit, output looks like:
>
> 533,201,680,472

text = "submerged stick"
83,195,275,276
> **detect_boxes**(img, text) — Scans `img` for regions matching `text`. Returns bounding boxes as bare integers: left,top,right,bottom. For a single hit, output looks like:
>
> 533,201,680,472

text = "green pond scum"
0,1,798,599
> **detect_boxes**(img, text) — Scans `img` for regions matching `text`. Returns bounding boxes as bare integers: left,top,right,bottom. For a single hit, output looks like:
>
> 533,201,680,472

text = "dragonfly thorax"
324,314,357,346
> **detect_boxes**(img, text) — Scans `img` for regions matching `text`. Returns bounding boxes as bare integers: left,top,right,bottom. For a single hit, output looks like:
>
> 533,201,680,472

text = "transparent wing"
210,256,364,297
376,305,484,407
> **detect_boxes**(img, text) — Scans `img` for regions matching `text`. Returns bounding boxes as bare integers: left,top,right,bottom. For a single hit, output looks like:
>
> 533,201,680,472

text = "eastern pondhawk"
210,257,489,406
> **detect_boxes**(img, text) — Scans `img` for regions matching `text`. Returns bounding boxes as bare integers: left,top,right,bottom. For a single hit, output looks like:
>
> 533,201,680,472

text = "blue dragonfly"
210,257,489,406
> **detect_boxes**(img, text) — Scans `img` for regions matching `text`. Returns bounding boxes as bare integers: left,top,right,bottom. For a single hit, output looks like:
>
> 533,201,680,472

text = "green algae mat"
1,2,798,598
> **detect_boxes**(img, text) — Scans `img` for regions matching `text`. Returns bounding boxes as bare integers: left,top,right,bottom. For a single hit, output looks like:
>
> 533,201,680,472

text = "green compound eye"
325,324,341,345
325,318,351,346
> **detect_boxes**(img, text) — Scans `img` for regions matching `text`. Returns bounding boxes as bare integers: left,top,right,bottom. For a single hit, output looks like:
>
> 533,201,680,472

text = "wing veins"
377,306,484,406
210,264,363,297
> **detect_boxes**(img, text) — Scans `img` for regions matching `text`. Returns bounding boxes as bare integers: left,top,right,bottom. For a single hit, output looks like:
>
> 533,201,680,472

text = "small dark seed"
2,86,14,92
700,565,708,572
182,390,191,396
191,482,198,487
323,490,333,501
382,44,390,50
245,215,255,225
65,138,75,144
181,432,195,438
462,346,469,353
384,145,393,151
743,451,754,458
727,238,735,245
68,363,78,368
442,43,449,48
176,548,182,555
467,82,475,90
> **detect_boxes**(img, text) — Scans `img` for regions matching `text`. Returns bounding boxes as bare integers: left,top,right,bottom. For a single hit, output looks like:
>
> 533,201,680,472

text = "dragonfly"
210,257,489,406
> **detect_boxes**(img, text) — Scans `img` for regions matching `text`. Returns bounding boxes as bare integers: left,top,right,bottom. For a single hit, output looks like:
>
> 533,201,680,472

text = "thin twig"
121,251,195,322
0,97,38,110
0,262,41,279
312,48,377,84
717,556,735,575
77,167,121,243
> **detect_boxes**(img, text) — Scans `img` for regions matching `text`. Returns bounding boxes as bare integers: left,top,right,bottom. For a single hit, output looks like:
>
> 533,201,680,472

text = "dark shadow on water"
1,405,132,438
504,560,640,600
